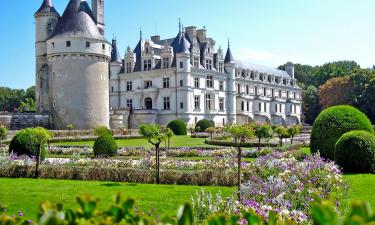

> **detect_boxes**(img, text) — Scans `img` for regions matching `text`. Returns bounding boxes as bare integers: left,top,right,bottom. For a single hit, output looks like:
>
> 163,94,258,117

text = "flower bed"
205,139,278,147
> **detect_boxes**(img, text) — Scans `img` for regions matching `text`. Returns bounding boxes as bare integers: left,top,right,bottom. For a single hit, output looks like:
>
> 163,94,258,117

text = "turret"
285,62,295,79
224,40,237,124
92,0,105,35
34,0,60,45
110,38,123,74
125,46,136,73
110,38,122,109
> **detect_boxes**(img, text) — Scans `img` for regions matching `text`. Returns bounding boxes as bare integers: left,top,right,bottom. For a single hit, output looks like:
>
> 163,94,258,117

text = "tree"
31,127,53,178
274,126,288,146
0,86,35,112
302,85,321,125
227,124,254,200
287,125,302,144
18,98,36,112
139,124,167,184
318,77,355,109
362,78,375,123
254,125,273,151
205,127,215,140
0,125,8,146
314,61,360,87
165,128,174,150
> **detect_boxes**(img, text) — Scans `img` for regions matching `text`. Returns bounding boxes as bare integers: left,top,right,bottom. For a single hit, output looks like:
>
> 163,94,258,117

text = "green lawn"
0,178,234,221
342,174,375,211
52,136,213,148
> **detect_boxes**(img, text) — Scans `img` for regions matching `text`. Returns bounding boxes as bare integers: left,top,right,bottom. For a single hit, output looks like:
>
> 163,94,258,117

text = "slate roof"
35,0,60,16
111,39,122,63
235,60,292,78
50,0,104,40
224,46,235,64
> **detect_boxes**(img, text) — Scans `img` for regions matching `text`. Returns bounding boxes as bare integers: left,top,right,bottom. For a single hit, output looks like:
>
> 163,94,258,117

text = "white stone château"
34,0,301,129
109,25,302,128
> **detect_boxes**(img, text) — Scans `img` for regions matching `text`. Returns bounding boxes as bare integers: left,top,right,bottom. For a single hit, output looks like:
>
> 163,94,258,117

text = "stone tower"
224,41,237,124
92,0,105,35
35,0,111,129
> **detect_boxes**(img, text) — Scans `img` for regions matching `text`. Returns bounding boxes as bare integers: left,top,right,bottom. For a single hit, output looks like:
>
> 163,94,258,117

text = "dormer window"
144,80,152,89
205,59,212,70
126,62,132,73
194,57,199,68
66,41,71,47
86,42,90,48
219,62,224,73
163,58,169,68
52,42,55,48
143,59,152,71
102,44,105,50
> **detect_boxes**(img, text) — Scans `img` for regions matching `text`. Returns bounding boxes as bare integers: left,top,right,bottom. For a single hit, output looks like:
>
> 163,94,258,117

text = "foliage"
274,126,289,146
310,105,374,160
335,130,375,173
0,125,8,144
93,134,118,157
0,86,35,112
204,139,277,148
318,76,355,109
66,124,74,131
361,77,375,123
8,127,53,160
18,98,36,112
93,126,111,136
302,85,321,125
254,125,273,150
205,127,216,140
287,125,301,144
167,120,187,135
195,120,215,132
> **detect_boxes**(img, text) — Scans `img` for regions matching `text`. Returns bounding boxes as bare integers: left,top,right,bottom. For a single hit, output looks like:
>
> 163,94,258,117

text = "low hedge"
195,119,215,132
0,165,236,186
167,120,187,135
205,139,278,148
50,135,144,144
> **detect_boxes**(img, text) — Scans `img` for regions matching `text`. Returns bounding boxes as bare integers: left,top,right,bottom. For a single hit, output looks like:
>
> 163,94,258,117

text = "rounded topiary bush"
93,134,118,157
8,127,52,160
167,119,187,135
335,130,375,173
311,105,374,160
195,119,215,132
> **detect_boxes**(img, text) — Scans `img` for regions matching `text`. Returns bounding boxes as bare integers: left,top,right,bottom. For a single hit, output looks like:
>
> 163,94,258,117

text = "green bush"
8,127,52,160
335,130,375,173
311,105,374,160
195,119,215,132
167,119,187,135
94,126,111,136
93,134,118,157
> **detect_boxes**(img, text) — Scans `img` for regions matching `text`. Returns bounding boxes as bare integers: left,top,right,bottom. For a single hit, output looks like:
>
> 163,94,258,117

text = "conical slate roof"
50,0,104,40
35,0,59,16
177,33,191,54
224,45,235,64
111,39,122,63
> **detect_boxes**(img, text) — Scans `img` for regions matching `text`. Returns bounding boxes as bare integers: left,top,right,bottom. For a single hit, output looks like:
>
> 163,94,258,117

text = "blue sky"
1,0,375,89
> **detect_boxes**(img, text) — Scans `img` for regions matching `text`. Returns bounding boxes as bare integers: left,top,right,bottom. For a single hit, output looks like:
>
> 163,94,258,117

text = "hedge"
205,139,278,148
167,120,187,135
310,105,374,160
195,119,215,132
93,134,118,157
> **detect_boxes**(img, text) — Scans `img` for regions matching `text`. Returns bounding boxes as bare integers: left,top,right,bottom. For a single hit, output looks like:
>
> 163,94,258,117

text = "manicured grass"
342,174,375,211
0,178,234,220
52,136,213,148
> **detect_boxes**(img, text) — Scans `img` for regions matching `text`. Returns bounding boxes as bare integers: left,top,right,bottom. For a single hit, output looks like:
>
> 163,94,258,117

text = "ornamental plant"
311,105,373,160
0,125,8,146
195,119,215,132
274,126,288,146
254,125,273,151
94,125,111,136
287,125,301,144
93,134,118,157
167,119,187,135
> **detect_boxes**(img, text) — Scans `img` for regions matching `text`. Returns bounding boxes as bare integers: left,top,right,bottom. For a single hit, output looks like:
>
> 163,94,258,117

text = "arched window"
144,97,152,110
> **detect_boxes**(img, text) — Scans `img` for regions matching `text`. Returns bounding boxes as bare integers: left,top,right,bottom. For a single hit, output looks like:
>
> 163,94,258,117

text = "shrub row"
204,139,278,147
0,165,236,186
50,135,144,144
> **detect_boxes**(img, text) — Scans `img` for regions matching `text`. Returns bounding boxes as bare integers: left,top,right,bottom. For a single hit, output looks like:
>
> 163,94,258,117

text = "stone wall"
0,113,50,130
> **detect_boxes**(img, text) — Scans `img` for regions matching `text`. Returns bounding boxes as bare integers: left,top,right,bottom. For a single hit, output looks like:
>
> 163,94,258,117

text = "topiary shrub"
8,127,52,160
93,134,118,157
335,130,375,173
311,105,374,160
167,119,187,135
195,119,215,132
94,126,111,136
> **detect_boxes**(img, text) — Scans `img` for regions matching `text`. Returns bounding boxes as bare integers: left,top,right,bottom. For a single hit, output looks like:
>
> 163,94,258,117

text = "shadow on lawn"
99,183,138,187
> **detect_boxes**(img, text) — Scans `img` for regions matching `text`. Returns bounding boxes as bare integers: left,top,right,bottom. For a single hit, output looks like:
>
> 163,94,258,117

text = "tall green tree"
302,86,321,125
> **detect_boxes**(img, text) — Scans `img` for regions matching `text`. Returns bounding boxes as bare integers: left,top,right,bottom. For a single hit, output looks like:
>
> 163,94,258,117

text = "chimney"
151,35,160,43
197,28,207,42
92,0,105,35
285,62,295,79
185,26,197,41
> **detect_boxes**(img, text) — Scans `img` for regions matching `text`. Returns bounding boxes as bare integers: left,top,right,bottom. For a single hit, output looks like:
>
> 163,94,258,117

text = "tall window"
66,41,71,47
206,76,213,88
194,96,200,110
255,86,258,95
194,77,200,88
163,97,170,110
143,59,152,71
246,85,249,95
241,101,245,111
237,84,241,94
219,81,224,91
163,57,169,68
264,103,267,112
86,42,90,48
219,98,224,111
205,59,213,70
247,101,250,111
259,103,262,112
126,81,132,91
144,80,152,89
205,94,212,110
163,77,170,88
180,80,183,86
126,99,133,109
263,88,267,96
180,62,184,68
194,57,200,68
126,62,132,73
218,62,224,73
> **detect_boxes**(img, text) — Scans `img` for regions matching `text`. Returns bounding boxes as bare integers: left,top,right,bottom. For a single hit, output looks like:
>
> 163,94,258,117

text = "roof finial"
140,28,143,40
179,18,181,33
228,38,230,48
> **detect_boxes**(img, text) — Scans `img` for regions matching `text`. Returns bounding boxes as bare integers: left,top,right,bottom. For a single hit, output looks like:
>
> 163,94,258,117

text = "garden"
0,109,374,224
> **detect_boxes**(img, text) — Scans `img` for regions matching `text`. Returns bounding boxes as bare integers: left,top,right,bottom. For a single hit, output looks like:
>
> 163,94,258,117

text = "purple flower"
18,210,24,217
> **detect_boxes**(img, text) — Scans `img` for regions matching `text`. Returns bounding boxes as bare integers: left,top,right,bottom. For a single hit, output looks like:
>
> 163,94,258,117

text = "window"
126,62,132,73
206,76,213,88
180,102,184,109
144,80,152,89
205,59,212,70
111,86,114,92
194,77,200,88
66,41,71,47
259,103,262,112
163,58,169,68
180,61,184,68
194,57,200,68
218,62,224,73
255,86,258,95
180,80,183,86
247,101,250,111
47,23,52,32
264,103,267,112
52,42,55,48
163,77,170,88
195,117,198,124
194,96,200,110
126,99,133,109
53,101,56,108
263,88,267,96
205,94,212,110
102,44,105,50
86,42,90,48
241,101,245,111
246,85,249,95
275,104,278,112
272,89,274,97
219,81,224,91
237,84,241,94
219,98,224,111
163,97,170,110
279,90,282,98
126,81,132,91
143,59,152,71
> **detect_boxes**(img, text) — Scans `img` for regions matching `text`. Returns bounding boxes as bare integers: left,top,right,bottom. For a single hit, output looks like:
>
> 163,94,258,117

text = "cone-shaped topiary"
195,119,215,132
311,105,374,160
167,119,187,135
93,134,118,157
335,130,375,173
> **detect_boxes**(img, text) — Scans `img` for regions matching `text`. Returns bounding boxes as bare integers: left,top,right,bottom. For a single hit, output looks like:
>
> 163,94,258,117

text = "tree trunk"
280,137,283,147
168,138,170,150
237,142,242,201
291,136,294,145
34,144,41,178
155,143,160,184
258,138,261,151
